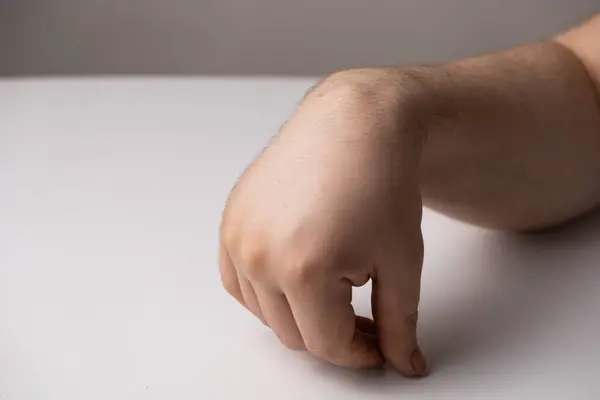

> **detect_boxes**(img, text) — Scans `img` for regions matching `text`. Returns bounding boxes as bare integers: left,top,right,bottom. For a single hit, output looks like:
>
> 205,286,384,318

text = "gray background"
0,0,599,76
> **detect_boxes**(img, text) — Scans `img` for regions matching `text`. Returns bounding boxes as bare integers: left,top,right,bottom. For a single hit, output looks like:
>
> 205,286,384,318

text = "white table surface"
1,77,600,400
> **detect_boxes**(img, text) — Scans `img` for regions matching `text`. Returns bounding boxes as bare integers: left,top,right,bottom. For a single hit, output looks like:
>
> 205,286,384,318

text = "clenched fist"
219,72,427,376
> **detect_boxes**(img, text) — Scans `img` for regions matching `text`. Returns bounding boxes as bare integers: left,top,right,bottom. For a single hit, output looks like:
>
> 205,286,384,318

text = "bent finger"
255,286,305,350
239,276,268,326
285,276,383,369
372,244,426,376
219,243,245,307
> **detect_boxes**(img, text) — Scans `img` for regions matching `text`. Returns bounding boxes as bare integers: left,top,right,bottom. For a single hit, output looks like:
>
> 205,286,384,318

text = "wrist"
315,68,430,155
317,67,473,214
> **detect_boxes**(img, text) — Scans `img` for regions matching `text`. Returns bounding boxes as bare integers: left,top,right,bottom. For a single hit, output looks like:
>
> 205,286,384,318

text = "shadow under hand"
420,208,600,373
290,209,600,393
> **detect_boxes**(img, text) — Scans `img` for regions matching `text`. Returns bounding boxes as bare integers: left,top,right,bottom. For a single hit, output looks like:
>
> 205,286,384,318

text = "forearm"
408,41,600,230
320,36,600,231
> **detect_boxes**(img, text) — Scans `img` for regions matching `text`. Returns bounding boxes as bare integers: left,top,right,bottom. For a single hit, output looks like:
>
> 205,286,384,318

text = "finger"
238,276,268,326
372,242,427,377
219,243,245,307
254,286,305,350
286,275,384,369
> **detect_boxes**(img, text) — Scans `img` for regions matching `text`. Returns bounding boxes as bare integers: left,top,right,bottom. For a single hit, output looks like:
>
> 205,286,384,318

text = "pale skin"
219,14,600,376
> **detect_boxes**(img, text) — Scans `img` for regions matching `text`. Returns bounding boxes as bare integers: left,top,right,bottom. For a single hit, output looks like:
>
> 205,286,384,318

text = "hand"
219,72,428,375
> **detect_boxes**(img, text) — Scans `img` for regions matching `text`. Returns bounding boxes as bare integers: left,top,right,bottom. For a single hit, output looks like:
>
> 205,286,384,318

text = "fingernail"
410,347,427,377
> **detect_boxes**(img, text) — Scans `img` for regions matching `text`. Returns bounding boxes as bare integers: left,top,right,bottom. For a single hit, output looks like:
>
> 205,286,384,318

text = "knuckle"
245,260,267,281
279,245,328,286
237,243,268,281
281,258,322,286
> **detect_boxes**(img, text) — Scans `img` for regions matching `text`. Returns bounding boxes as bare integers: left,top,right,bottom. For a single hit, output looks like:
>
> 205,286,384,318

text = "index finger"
284,274,383,369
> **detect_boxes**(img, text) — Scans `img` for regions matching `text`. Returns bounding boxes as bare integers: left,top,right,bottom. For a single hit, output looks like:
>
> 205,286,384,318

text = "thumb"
371,239,427,377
